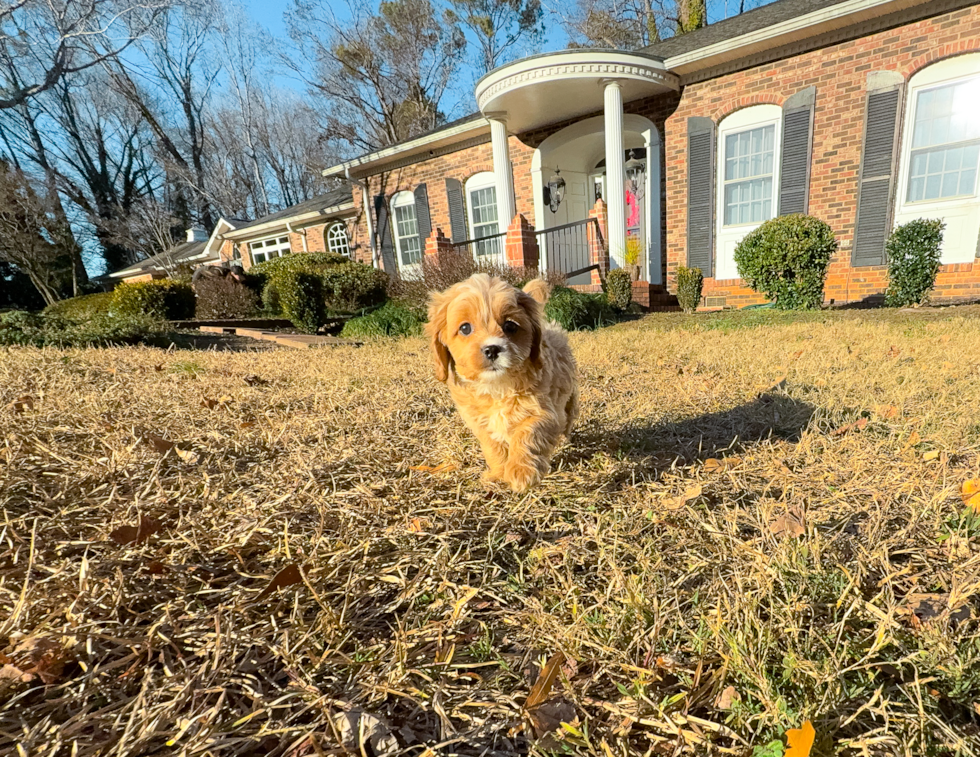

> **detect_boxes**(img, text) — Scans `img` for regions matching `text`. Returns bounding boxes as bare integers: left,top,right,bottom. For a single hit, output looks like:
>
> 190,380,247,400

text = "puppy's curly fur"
426,274,578,492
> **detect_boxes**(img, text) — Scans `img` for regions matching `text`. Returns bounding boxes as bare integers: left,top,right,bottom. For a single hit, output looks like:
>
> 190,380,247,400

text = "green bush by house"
340,301,425,338
43,291,115,321
545,286,615,330
277,270,325,333
1,310,166,347
194,275,260,319
111,280,195,320
734,214,837,310
885,219,945,307
676,266,704,313
320,263,388,313
605,268,633,311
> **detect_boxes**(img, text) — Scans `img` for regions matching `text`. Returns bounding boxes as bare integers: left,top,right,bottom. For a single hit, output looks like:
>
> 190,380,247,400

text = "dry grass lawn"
2,307,980,757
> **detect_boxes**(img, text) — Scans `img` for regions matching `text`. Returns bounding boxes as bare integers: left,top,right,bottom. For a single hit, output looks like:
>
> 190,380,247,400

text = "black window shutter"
414,183,432,243
853,84,904,266
779,86,815,216
445,178,469,243
374,194,397,275
687,117,715,278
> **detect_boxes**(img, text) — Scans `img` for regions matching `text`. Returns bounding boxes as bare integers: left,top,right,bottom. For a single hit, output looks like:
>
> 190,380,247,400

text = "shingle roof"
109,239,209,278
642,0,854,59
229,188,354,234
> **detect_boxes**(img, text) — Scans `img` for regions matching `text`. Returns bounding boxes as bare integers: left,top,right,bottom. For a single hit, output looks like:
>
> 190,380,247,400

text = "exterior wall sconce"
545,167,566,213
625,150,645,195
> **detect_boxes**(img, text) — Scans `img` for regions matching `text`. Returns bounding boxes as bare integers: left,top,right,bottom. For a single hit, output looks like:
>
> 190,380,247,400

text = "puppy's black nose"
482,345,501,361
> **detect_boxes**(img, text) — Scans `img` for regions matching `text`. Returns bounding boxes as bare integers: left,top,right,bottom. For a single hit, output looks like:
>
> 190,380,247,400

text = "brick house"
325,0,980,309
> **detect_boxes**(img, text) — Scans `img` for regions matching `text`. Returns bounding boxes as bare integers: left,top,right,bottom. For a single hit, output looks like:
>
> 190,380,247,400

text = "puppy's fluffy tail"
522,278,551,305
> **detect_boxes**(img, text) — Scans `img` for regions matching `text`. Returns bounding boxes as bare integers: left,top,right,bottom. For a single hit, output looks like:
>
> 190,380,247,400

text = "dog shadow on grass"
559,392,818,472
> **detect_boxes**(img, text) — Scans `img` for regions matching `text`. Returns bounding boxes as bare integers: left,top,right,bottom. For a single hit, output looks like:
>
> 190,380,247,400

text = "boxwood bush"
43,291,114,321
321,263,388,313
340,301,425,338
885,219,945,307
733,214,837,310
676,266,704,313
604,268,633,311
545,286,615,330
110,279,195,320
277,270,325,333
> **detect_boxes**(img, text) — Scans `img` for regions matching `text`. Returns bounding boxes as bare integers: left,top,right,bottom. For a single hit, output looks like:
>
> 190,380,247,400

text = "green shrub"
676,266,704,313
885,219,945,307
194,275,260,319
733,214,837,310
320,262,388,313
545,286,615,331
340,301,424,338
43,291,114,321
0,310,165,347
110,279,195,320
248,252,349,279
278,270,325,333
605,268,633,311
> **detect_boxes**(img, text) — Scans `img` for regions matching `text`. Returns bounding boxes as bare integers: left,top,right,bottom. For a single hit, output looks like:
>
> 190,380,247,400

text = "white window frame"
715,105,782,280
464,172,503,261
391,190,422,275
326,221,351,257
894,54,980,265
249,234,291,265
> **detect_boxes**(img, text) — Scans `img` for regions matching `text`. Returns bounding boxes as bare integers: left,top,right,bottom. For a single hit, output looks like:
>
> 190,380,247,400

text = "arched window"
715,104,782,279
894,54,980,264
326,222,351,257
391,190,422,271
464,172,501,259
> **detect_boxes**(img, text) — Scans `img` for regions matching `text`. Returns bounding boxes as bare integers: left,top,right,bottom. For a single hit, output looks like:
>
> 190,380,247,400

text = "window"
906,78,980,203
723,124,776,226
464,172,501,258
391,191,421,269
326,222,351,257
249,235,290,265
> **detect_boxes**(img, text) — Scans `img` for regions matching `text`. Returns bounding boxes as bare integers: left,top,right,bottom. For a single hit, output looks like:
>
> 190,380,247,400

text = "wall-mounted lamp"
546,167,566,213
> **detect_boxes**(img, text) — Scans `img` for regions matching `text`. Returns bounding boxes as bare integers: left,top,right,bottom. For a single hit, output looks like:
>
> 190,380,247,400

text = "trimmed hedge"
321,263,388,313
43,291,114,321
1,310,166,347
885,219,945,307
194,275,260,319
545,287,615,331
340,301,425,338
605,268,633,311
278,270,325,333
733,214,837,310
111,279,195,320
676,266,704,314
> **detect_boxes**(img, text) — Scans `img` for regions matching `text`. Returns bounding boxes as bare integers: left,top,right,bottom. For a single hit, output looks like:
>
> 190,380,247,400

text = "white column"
603,81,626,265
490,117,516,233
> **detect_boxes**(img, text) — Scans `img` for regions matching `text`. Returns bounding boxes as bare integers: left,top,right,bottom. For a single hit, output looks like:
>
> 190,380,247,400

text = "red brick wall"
217,216,361,271
663,4,980,308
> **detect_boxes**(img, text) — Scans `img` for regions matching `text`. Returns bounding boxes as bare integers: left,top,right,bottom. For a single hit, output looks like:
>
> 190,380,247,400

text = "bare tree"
286,0,467,152
446,0,544,74
105,195,187,275
552,0,707,49
0,0,171,110
0,163,73,304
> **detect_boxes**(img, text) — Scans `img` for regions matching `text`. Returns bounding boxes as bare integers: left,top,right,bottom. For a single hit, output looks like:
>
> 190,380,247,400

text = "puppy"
426,274,578,492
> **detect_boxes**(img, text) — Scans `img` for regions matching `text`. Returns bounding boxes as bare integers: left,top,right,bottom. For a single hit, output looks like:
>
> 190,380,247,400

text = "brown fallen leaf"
674,484,703,509
254,563,303,602
714,685,740,710
201,397,220,410
244,374,269,386
526,651,566,710
887,345,901,358
145,560,169,575
876,404,899,419
408,517,431,533
144,433,175,453
10,395,35,414
527,698,578,738
239,420,256,429
331,708,398,756
905,430,922,448
904,593,972,627
790,349,804,360
175,447,201,465
770,508,806,538
110,516,162,546
834,417,868,436
703,457,740,474
785,720,815,757
923,450,940,462
0,637,70,687
154,363,164,372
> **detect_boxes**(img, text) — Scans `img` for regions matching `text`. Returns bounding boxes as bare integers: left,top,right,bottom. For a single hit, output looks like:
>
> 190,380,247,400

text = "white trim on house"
248,234,292,265
221,204,356,241
391,190,423,276
464,172,504,262
715,104,783,280
326,221,352,257
894,53,980,265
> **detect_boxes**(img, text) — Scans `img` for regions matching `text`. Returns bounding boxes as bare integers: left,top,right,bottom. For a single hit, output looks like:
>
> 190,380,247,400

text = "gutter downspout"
286,221,308,253
347,166,379,269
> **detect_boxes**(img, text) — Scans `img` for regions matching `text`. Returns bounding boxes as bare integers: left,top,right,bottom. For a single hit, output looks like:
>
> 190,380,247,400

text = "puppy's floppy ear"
517,290,543,367
426,289,453,382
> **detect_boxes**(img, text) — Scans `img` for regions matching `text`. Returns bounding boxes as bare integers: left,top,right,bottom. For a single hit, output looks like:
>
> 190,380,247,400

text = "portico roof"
475,50,680,134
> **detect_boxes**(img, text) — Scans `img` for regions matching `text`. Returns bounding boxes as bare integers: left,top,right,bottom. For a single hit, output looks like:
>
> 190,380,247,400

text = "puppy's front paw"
482,467,505,484
504,458,548,493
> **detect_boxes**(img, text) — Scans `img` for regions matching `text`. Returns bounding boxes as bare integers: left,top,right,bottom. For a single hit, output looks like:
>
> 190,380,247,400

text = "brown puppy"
426,274,578,492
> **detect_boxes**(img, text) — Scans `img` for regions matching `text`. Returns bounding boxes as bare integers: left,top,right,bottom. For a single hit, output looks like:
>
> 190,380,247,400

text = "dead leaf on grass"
887,345,901,358
254,563,303,602
703,457,740,474
527,698,578,737
923,450,940,462
450,586,479,623
331,708,398,756
790,349,804,360
526,651,566,710
770,508,806,538
903,593,972,627
407,517,431,533
785,720,815,757
110,516,162,546
200,397,220,410
144,433,175,453
672,484,703,509
876,404,900,419
145,560,169,575
834,417,868,436
175,447,201,465
0,637,70,688
244,374,269,386
154,363,164,372
714,685,740,710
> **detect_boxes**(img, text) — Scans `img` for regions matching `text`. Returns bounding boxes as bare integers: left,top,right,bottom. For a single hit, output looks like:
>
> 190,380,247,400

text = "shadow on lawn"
562,392,817,470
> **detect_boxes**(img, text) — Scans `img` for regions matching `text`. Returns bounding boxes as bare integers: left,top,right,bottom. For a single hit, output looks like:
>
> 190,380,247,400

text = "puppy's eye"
503,320,519,334
459,323,472,336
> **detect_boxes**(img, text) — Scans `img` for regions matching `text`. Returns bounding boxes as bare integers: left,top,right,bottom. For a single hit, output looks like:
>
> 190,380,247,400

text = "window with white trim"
905,77,980,203
464,172,501,259
326,222,351,257
392,191,421,268
249,235,290,265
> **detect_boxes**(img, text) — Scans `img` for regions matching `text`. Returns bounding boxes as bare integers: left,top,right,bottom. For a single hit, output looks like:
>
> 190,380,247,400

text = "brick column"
424,227,455,268
587,199,609,286
505,214,539,270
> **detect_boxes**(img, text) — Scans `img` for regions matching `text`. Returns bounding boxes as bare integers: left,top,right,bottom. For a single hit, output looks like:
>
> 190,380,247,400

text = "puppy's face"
427,274,542,385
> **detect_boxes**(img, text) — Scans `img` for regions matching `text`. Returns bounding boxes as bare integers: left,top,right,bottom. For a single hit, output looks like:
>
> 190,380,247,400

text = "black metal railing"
451,231,507,266
535,218,601,281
